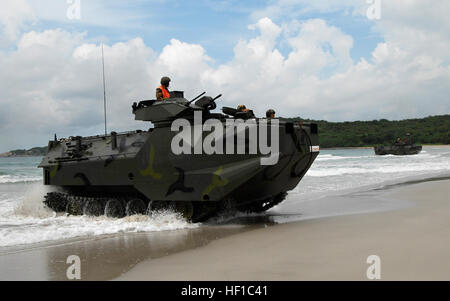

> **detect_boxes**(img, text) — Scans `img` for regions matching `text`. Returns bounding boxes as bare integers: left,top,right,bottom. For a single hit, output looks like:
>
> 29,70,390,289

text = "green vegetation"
285,115,450,148
1,115,449,155
9,146,48,157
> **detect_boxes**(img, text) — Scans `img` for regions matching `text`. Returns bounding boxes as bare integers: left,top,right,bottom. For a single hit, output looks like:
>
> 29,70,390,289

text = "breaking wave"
0,175,42,184
0,212,198,247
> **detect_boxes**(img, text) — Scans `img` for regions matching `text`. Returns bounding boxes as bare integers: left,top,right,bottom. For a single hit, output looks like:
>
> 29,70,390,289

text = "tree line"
3,115,449,156
285,115,450,148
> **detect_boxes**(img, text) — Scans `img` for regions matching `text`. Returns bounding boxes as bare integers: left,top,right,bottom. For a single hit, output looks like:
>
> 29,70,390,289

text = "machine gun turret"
187,92,206,105
132,91,224,124
192,94,222,111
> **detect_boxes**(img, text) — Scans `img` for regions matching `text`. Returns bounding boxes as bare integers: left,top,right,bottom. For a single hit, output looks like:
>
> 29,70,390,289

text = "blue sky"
23,0,383,65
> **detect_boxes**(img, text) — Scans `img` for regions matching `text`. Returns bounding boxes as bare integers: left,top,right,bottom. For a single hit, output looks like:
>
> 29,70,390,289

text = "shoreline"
118,179,450,281
1,145,449,157
321,144,450,150
0,155,44,158
0,177,448,280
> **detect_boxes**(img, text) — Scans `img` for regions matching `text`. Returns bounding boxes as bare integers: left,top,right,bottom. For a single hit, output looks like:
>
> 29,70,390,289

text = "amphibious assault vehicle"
374,134,422,156
374,143,422,156
39,91,319,222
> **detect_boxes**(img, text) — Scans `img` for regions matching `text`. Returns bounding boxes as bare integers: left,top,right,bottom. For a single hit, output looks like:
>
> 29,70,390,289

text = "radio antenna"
101,43,107,136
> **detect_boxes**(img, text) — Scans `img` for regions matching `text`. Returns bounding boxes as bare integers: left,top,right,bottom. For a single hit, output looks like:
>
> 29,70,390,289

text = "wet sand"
0,224,266,281
118,180,450,281
0,179,448,280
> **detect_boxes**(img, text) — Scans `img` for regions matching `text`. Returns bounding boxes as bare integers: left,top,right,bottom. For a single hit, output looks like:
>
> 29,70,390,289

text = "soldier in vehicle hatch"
266,109,275,119
236,105,256,118
237,104,250,112
156,76,171,100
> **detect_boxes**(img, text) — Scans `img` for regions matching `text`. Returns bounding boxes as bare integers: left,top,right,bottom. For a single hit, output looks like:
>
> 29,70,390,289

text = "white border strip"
310,145,320,152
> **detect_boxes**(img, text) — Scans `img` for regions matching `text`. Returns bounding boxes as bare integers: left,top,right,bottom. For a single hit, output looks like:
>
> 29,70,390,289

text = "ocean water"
0,146,449,248
0,157,42,184
288,146,450,201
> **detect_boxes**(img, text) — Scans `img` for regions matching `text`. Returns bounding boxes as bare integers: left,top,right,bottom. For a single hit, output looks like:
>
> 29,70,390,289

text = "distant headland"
0,147,48,158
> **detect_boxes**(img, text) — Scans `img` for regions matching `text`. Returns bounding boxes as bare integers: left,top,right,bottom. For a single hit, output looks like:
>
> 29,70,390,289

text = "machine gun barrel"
212,94,222,102
188,92,206,105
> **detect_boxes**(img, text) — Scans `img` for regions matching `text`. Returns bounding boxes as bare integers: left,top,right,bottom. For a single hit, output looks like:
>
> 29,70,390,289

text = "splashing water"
0,181,197,248
13,183,55,219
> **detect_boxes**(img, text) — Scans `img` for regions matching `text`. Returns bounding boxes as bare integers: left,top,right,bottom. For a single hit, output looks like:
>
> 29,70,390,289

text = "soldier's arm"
156,88,163,100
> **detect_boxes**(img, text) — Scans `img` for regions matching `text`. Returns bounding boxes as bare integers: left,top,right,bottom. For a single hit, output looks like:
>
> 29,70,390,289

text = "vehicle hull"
374,144,422,156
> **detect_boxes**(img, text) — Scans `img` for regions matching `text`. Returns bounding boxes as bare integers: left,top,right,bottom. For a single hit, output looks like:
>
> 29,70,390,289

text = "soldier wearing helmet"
236,104,256,118
156,76,171,100
266,109,275,119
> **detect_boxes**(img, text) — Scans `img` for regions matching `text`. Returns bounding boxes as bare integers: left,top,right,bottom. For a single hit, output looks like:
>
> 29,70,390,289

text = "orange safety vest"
158,85,170,99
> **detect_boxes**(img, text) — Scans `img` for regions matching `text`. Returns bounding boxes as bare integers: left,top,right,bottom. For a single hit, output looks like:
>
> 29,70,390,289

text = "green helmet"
161,76,171,86
266,109,275,118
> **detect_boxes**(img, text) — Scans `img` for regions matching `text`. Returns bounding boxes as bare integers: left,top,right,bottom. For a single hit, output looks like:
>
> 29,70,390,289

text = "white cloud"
374,1,450,62
0,0,35,42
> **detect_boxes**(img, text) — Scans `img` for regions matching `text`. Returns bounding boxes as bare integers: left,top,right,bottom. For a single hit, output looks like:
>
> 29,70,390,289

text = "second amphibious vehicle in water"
39,91,319,222
374,144,422,156
374,134,422,156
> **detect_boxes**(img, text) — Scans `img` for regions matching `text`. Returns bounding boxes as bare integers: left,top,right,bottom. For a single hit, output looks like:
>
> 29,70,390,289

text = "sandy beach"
118,179,450,281
0,178,449,280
